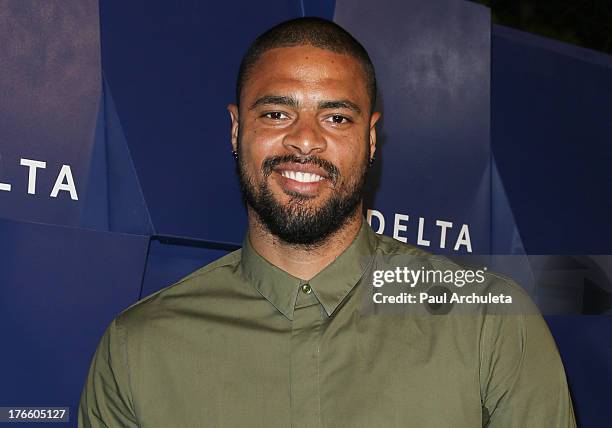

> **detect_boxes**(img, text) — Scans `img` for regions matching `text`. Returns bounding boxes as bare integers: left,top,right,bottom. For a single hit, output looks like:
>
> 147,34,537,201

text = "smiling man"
79,17,576,428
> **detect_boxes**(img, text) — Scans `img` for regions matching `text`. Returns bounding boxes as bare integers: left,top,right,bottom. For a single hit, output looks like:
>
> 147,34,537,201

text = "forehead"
242,45,369,106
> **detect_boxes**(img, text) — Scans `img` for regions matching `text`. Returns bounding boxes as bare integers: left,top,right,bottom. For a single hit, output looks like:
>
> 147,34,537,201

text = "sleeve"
78,317,139,428
479,287,577,428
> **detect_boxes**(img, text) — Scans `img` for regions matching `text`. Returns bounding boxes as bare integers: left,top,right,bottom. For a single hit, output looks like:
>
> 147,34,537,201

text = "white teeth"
281,170,324,183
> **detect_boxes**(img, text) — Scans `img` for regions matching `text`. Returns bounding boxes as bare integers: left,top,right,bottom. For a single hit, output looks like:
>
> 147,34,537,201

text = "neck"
247,208,363,280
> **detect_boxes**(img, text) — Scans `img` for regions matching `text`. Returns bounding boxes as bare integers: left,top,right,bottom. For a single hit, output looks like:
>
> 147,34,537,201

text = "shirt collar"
240,218,379,321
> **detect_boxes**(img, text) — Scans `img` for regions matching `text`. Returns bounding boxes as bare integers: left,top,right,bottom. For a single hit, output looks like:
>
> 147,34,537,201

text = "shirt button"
301,284,312,294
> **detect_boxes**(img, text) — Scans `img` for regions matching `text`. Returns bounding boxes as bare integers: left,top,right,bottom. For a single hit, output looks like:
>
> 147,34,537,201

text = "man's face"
228,45,380,246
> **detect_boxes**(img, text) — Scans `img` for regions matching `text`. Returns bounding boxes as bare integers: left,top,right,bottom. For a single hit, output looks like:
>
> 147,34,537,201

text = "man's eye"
326,115,351,124
264,112,288,120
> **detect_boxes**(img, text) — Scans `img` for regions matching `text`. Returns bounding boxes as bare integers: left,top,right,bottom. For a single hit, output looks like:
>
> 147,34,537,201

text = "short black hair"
236,17,377,112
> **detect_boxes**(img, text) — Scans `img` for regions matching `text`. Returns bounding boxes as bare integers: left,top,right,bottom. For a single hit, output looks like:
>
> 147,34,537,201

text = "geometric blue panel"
491,156,526,255
101,78,155,235
492,25,612,254
0,218,148,425
81,78,154,235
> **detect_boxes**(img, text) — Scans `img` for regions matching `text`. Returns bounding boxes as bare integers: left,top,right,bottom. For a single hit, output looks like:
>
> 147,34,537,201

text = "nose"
282,116,327,155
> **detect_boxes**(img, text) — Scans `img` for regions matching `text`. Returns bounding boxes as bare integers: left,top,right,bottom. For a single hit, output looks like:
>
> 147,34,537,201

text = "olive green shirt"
78,220,576,427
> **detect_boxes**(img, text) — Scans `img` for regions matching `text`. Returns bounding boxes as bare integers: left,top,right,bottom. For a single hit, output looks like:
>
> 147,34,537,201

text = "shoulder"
371,231,436,259
372,231,433,258
114,248,244,327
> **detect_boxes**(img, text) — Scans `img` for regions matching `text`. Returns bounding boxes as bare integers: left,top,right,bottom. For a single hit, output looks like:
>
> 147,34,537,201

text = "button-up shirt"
79,220,576,427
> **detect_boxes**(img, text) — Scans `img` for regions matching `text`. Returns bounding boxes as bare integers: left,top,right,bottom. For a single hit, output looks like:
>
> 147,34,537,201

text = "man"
79,17,576,427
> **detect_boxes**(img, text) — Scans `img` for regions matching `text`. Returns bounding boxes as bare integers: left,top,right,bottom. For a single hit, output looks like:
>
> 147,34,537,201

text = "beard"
236,145,369,247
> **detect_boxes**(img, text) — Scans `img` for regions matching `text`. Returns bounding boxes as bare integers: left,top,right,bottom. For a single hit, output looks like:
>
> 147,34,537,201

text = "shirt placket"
290,281,325,428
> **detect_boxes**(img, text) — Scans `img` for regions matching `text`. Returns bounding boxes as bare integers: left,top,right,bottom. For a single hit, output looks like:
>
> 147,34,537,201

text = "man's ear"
368,111,381,162
227,104,240,152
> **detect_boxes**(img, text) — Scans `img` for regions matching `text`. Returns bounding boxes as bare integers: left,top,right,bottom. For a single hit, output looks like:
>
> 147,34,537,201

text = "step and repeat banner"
0,0,610,426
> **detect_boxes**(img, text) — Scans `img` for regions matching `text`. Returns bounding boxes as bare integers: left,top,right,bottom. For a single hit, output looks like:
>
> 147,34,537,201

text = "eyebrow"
249,95,298,110
318,100,361,114
249,95,361,114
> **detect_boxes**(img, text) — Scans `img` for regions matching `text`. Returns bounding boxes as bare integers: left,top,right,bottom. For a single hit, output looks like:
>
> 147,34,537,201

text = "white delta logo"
0,158,78,200
367,209,472,253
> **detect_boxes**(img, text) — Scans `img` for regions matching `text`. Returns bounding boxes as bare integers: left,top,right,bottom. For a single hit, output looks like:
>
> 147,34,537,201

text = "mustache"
261,154,340,184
